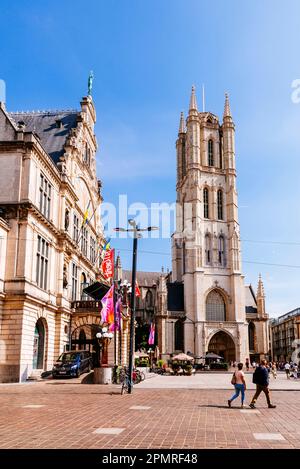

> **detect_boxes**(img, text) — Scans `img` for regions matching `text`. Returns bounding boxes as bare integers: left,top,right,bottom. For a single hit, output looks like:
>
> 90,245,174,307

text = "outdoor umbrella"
171,353,194,361
200,352,223,360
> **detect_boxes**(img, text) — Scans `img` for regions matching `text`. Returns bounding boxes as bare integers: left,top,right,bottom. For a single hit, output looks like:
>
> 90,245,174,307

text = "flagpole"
127,232,138,394
113,250,117,367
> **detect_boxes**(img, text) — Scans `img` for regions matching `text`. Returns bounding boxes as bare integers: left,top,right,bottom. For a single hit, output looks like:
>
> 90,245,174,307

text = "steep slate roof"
9,110,78,164
122,270,160,287
245,285,258,314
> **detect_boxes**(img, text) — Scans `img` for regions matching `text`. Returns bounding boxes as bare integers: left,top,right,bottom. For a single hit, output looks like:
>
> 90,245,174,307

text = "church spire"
178,111,185,134
189,85,198,113
256,273,266,318
257,273,265,298
223,92,232,119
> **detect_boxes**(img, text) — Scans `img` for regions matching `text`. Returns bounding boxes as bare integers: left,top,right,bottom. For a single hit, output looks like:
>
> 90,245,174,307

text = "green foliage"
209,362,228,370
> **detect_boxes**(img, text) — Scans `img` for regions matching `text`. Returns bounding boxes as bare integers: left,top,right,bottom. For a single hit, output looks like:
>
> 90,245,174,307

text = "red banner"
135,280,141,297
101,248,114,280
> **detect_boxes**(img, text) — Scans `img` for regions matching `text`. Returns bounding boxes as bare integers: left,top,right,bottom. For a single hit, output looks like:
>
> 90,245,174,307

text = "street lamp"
114,220,158,393
95,326,113,366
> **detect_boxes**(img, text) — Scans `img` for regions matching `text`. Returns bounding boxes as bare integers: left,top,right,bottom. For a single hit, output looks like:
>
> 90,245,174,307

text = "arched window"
203,188,209,219
175,319,184,352
217,190,223,220
218,235,225,266
79,329,86,350
208,139,214,166
205,234,211,265
145,290,153,309
33,319,46,369
206,290,226,321
80,272,88,300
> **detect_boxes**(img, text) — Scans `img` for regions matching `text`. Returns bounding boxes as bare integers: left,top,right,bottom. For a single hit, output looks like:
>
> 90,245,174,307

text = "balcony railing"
71,300,102,312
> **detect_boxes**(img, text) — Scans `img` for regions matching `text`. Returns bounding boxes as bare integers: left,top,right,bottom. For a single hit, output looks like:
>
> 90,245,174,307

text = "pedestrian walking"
228,363,247,408
249,359,276,409
271,362,277,379
245,358,250,371
284,362,290,379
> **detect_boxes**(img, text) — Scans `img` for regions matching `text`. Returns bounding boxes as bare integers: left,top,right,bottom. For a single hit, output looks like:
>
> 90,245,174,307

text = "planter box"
93,367,112,384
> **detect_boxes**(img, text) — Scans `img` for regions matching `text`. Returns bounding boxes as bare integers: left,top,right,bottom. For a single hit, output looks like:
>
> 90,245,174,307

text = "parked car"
52,350,92,378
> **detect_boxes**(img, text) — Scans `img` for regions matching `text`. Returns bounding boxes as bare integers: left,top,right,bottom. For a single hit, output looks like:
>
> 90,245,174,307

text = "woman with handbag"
228,363,247,408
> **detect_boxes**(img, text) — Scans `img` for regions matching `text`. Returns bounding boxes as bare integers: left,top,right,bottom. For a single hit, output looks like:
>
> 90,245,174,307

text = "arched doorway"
79,329,86,350
206,289,226,321
175,319,184,352
207,330,235,362
32,319,46,369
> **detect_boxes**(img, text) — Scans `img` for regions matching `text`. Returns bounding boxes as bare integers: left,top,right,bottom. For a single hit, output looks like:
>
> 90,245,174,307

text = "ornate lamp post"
93,326,113,384
114,220,158,393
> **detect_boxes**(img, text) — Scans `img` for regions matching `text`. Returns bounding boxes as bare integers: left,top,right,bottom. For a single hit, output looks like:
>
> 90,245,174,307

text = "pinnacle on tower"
115,253,122,269
223,92,232,119
189,85,198,113
257,273,265,298
178,111,185,133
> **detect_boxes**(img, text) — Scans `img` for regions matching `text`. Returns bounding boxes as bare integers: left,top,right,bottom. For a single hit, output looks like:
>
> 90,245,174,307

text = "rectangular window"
36,235,49,290
73,214,79,242
39,174,52,219
72,263,78,301
90,236,96,264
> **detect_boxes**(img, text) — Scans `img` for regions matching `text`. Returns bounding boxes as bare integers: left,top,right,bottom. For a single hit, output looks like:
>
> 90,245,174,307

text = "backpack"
231,372,237,385
253,367,260,384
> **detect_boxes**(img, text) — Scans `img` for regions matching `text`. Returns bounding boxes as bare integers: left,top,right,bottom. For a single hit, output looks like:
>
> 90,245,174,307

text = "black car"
52,351,92,378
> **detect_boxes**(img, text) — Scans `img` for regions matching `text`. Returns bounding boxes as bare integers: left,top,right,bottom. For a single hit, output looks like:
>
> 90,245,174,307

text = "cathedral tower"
171,87,249,362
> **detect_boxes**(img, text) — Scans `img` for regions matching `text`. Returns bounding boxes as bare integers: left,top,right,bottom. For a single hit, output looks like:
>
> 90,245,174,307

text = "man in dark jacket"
249,359,276,409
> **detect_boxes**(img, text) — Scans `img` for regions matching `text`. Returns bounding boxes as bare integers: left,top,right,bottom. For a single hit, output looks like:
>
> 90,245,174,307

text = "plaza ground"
0,371,299,449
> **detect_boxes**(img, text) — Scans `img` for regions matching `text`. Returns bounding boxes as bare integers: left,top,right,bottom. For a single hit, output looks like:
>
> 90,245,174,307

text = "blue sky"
1,0,300,316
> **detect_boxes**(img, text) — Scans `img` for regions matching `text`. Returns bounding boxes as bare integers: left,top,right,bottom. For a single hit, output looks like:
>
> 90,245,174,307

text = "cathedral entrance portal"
207,331,236,362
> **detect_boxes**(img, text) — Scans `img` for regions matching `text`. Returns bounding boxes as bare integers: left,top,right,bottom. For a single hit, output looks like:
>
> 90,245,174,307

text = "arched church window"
145,290,153,309
203,188,209,219
205,234,211,265
249,322,255,351
208,139,214,166
218,235,225,266
206,289,226,321
217,190,223,220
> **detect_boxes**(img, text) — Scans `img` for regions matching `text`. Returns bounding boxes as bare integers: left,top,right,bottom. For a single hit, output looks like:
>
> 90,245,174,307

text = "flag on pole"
103,238,111,251
82,200,91,226
109,295,122,332
135,280,141,297
100,285,114,324
101,248,115,280
148,322,155,345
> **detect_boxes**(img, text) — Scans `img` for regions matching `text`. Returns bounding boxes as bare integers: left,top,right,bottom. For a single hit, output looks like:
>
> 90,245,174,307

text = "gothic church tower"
171,87,249,362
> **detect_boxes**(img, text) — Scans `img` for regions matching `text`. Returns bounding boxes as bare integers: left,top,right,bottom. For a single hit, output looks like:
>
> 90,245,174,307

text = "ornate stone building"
0,94,113,382
156,88,269,363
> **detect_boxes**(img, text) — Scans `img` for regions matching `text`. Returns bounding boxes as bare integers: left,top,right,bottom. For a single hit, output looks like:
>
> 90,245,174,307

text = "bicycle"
121,369,133,394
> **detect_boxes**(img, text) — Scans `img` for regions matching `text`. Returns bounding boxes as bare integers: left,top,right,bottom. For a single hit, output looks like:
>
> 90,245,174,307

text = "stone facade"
0,95,109,382
270,308,300,362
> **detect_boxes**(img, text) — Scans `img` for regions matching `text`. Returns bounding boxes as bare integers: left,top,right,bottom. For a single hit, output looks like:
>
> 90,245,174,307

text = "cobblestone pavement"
0,374,299,449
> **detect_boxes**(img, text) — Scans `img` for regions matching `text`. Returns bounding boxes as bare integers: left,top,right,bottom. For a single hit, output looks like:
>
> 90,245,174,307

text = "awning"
82,281,110,300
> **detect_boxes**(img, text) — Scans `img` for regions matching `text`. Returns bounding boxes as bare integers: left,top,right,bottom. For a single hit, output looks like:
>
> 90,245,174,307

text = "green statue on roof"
88,70,94,96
